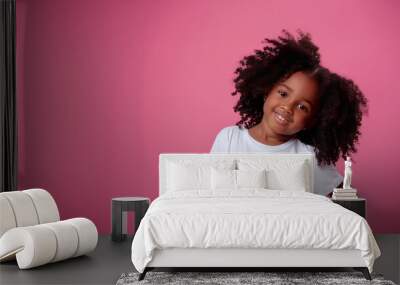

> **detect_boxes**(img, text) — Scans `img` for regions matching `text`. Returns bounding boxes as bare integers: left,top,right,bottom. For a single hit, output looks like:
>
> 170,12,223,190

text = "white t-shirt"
210,126,343,196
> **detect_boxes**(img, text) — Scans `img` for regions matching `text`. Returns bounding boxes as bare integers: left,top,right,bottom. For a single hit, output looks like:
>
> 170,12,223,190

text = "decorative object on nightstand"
332,198,366,218
111,197,150,242
332,156,358,200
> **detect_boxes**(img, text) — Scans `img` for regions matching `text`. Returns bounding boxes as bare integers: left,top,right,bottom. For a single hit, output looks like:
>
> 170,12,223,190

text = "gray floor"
0,235,399,285
0,235,134,285
374,234,400,284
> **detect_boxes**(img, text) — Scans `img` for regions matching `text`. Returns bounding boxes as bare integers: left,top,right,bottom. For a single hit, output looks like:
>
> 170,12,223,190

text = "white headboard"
159,153,315,195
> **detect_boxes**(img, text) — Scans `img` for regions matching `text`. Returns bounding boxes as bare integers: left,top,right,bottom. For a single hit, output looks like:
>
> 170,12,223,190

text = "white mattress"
131,189,380,273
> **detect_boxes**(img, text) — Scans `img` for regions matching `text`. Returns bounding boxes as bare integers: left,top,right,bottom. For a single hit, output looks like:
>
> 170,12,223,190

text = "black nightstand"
111,197,150,242
332,198,366,218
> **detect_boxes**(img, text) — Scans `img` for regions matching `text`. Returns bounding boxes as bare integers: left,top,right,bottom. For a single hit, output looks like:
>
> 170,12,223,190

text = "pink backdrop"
16,0,400,234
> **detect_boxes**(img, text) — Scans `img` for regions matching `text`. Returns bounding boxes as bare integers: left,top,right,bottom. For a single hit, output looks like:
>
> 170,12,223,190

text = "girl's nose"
278,105,293,115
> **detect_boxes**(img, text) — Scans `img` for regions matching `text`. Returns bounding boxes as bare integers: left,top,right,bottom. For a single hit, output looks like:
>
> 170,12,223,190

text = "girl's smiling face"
262,71,319,139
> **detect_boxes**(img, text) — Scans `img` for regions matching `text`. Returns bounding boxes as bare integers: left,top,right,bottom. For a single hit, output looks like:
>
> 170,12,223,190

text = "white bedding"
131,190,380,273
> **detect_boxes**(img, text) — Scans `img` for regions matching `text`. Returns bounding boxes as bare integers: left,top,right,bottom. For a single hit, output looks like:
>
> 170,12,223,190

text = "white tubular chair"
0,189,98,269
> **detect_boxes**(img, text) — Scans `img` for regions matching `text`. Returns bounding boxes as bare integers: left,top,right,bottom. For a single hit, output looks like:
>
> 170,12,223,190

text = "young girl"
211,30,368,196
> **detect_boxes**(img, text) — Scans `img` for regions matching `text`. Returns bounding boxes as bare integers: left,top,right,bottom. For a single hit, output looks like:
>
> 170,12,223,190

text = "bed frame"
140,248,371,280
138,153,372,281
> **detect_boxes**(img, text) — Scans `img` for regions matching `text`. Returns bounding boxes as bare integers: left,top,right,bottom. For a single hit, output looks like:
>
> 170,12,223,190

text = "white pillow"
211,168,236,189
211,168,268,190
167,162,210,191
166,159,236,192
267,162,308,191
238,159,310,192
237,169,267,188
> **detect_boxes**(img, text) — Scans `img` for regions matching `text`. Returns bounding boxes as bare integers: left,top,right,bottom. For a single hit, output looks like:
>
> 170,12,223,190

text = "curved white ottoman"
0,188,59,236
0,218,98,269
0,189,98,269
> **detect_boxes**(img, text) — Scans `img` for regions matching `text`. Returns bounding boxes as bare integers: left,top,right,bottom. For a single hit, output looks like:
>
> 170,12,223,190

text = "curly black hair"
232,30,368,166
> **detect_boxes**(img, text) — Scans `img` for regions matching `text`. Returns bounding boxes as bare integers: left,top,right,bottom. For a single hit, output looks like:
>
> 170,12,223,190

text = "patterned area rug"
116,271,396,285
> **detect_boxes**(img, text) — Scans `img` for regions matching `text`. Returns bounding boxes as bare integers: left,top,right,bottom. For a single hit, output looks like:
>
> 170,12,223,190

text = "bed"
131,153,381,280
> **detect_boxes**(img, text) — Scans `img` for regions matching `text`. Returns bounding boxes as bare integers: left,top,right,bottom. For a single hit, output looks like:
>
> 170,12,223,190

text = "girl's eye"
297,104,309,112
278,90,288,97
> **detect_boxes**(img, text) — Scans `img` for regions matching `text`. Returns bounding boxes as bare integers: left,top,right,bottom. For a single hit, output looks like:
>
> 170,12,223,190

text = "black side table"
111,197,150,242
332,198,366,218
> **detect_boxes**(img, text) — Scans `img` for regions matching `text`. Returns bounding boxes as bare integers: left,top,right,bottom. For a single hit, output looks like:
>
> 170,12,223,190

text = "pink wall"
16,0,400,234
